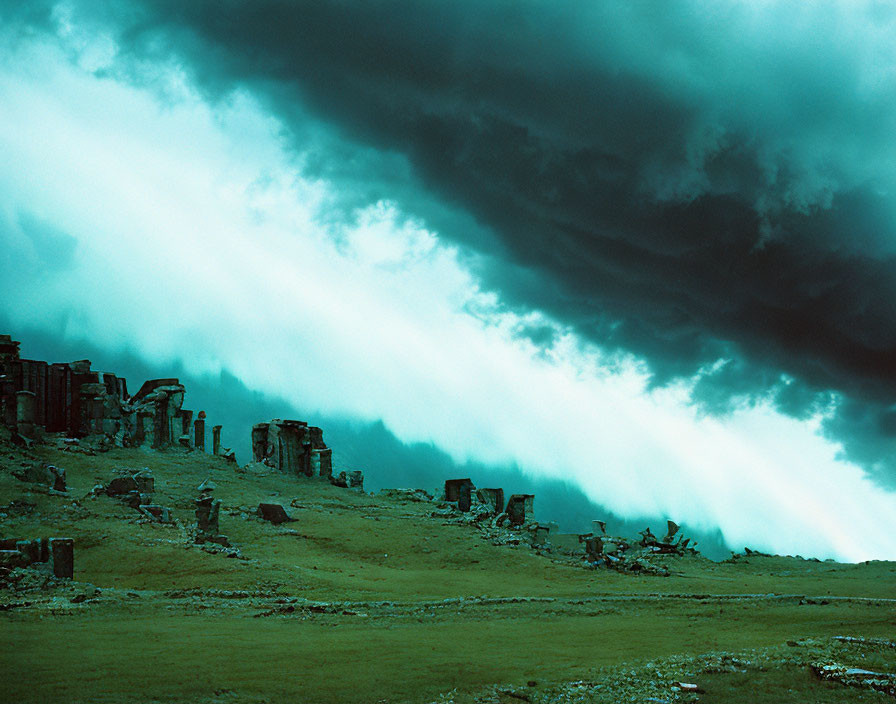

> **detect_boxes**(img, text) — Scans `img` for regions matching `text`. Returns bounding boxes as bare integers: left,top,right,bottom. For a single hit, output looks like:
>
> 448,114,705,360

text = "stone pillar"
194,413,206,451
212,425,222,456
50,537,74,578
312,448,333,479
458,482,472,512
15,390,35,438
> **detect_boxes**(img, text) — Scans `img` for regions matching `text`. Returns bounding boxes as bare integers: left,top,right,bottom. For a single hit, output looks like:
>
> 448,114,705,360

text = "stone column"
458,482,472,512
50,537,74,578
312,448,333,479
15,390,35,438
212,425,222,456
194,413,206,451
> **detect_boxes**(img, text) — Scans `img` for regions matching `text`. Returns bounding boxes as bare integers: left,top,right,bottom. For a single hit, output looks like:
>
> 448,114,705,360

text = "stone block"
50,537,74,578
257,503,292,524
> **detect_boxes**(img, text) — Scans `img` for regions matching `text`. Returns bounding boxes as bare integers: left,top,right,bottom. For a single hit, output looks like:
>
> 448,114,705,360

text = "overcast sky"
2,1,896,561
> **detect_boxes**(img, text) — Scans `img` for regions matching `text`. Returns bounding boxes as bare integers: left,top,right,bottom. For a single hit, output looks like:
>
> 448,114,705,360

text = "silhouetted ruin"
0,334,235,459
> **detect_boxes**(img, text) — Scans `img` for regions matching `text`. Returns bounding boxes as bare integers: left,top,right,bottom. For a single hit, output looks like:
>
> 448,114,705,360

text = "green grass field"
2,443,894,702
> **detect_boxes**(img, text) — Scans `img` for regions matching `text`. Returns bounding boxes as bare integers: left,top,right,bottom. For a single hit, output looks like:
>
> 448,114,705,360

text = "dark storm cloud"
22,1,896,480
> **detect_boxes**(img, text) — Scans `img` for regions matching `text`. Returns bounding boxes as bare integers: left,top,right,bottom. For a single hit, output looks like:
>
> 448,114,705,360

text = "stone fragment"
15,390,36,438
457,482,472,512
194,495,229,546
194,412,206,451
476,488,504,514
50,465,66,492
444,478,474,502
50,537,74,578
505,494,535,526
105,475,138,496
348,470,364,489
133,470,154,494
0,549,28,569
212,425,222,455
663,520,680,543
15,539,43,564
257,503,292,524
139,504,172,523
311,448,333,479
532,524,550,546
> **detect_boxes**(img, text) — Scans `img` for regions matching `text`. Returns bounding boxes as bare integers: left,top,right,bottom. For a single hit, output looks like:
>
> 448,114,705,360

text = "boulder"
257,503,292,525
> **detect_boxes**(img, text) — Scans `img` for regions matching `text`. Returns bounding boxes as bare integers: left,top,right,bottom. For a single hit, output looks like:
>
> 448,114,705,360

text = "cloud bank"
1,2,896,560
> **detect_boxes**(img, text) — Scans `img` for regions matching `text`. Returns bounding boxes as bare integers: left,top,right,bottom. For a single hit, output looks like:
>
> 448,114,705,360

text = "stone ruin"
550,518,699,575
0,334,235,460
442,478,534,528
194,481,229,546
476,488,504,515
0,537,74,579
252,419,353,489
505,494,535,526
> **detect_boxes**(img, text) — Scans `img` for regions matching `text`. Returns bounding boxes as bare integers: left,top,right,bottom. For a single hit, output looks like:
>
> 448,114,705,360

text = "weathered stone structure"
195,494,229,546
505,494,535,526
445,478,475,502
457,481,473,512
311,447,333,480
0,536,74,579
252,419,333,479
50,538,74,578
0,334,234,459
212,425,222,456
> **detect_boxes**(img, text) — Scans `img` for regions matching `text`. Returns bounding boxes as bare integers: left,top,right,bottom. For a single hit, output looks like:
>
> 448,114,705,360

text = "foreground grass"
4,600,893,703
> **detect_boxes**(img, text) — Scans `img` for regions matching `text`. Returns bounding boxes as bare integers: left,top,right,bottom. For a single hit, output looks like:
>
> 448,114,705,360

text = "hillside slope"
1,436,894,703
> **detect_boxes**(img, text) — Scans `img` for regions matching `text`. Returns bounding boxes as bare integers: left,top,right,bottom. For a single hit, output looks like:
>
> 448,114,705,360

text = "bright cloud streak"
1,30,895,562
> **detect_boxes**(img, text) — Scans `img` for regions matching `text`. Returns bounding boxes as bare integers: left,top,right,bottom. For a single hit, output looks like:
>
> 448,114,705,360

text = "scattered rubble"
0,536,74,580
12,461,66,493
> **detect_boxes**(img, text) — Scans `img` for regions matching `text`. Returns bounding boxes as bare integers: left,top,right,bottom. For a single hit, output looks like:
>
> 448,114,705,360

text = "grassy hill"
1,435,894,703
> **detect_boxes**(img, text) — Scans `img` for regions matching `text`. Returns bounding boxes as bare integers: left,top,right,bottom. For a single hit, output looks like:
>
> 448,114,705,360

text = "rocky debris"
811,663,896,696
330,470,364,490
95,468,155,509
476,488,505,514
257,503,292,524
138,504,173,523
377,488,434,503
12,462,66,493
0,536,73,580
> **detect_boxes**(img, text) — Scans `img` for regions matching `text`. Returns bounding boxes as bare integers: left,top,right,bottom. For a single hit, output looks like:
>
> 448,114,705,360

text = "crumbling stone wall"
252,419,319,476
0,333,235,458
505,494,535,526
